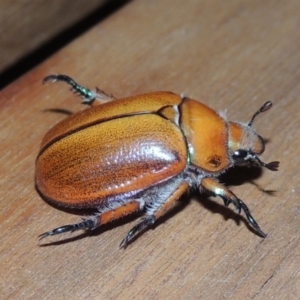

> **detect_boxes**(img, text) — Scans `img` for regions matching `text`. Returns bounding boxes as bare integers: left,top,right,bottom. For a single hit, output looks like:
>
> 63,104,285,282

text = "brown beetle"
37,75,279,248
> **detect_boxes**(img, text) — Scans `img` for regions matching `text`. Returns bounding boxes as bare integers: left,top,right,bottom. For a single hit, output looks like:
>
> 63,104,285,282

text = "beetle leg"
99,201,140,224
39,201,140,240
120,181,189,248
38,218,96,239
201,177,266,237
42,74,115,106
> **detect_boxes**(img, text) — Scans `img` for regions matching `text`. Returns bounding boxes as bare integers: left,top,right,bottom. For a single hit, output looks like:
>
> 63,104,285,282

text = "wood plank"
1,0,299,299
0,0,108,72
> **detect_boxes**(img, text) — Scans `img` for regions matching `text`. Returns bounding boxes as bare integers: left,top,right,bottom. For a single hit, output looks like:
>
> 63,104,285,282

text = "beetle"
37,74,279,248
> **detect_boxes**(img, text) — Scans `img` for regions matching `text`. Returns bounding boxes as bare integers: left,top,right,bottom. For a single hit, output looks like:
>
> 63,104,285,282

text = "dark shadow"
43,108,74,116
219,165,278,195
218,165,263,186
0,0,131,90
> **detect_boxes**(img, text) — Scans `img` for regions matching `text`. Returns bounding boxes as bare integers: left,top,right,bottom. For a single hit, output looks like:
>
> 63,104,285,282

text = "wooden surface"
1,0,299,299
0,0,107,72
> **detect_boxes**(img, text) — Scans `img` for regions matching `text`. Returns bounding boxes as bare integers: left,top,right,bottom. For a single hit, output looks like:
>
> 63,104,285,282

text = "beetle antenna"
248,101,272,127
255,155,279,171
43,74,97,105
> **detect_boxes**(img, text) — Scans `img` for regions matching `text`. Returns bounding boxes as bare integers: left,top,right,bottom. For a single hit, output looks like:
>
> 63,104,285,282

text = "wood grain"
1,0,299,299
0,0,109,72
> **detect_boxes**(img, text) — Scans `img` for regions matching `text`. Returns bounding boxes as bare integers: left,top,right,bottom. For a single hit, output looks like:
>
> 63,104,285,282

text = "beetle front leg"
201,177,266,237
39,201,140,241
43,74,115,106
120,181,189,248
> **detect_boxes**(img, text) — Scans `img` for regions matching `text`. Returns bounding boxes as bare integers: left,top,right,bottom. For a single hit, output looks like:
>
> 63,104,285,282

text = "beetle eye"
232,150,249,165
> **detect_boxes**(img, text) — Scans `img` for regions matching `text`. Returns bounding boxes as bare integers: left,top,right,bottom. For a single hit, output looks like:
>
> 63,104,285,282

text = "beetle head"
228,101,279,171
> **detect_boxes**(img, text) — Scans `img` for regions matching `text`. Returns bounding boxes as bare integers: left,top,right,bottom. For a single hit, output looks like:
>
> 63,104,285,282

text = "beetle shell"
37,75,279,247
36,92,231,207
36,93,189,207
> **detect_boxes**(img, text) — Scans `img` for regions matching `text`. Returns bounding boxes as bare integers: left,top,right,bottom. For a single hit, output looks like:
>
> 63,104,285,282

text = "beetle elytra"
36,74,279,248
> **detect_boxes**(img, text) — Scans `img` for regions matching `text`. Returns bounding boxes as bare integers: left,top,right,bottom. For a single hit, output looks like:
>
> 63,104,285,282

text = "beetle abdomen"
36,114,187,207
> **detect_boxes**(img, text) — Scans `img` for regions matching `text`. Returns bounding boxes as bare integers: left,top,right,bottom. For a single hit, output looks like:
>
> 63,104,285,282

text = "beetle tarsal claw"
38,224,77,240
38,232,50,240
38,219,97,241
237,199,267,238
119,216,156,249
119,228,136,249
119,237,129,249
42,74,97,105
42,74,59,84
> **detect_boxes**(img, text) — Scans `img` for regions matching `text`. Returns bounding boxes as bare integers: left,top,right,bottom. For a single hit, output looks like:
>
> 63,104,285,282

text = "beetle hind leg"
39,201,140,241
120,181,189,248
201,177,266,237
42,74,115,106
39,218,97,240
119,216,155,248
